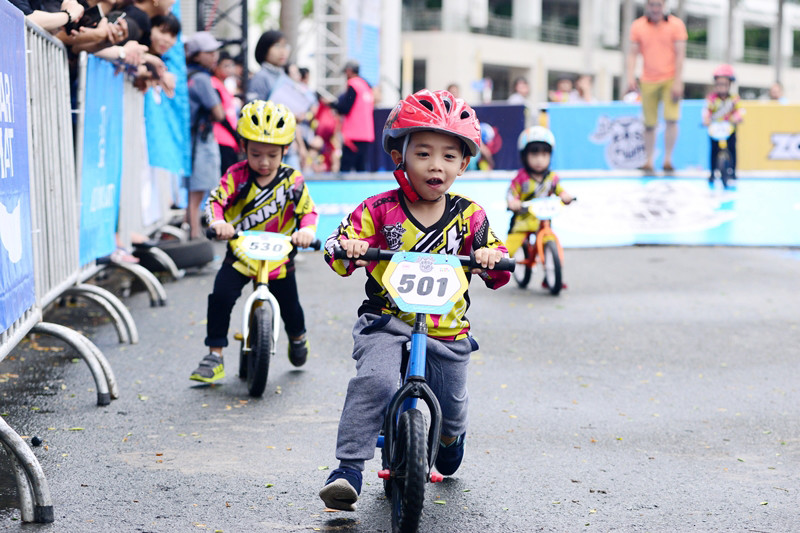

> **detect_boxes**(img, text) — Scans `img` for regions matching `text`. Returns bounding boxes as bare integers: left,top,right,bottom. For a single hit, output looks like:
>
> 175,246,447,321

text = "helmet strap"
393,135,420,203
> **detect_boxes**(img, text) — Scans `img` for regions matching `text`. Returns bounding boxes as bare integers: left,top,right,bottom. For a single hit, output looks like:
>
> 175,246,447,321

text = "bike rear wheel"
543,240,562,296
390,409,427,533
247,305,272,397
512,243,532,288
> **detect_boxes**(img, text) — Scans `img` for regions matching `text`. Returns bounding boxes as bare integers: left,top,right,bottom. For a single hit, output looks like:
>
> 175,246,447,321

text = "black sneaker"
435,433,466,476
189,353,225,382
319,467,362,511
288,337,309,367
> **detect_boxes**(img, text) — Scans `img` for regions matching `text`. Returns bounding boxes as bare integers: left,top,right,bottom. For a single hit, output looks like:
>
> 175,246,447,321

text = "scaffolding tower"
194,0,249,95
314,0,347,100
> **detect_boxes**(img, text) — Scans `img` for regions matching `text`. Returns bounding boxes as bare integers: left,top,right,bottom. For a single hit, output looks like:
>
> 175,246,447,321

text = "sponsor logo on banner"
590,115,647,169
768,133,800,160
0,0,35,333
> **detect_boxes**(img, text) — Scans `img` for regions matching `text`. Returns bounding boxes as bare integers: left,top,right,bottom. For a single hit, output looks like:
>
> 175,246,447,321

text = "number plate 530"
383,252,469,315
238,231,293,261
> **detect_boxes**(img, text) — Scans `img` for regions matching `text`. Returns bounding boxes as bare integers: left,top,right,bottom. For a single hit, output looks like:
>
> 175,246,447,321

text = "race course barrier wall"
307,175,800,248
546,100,800,172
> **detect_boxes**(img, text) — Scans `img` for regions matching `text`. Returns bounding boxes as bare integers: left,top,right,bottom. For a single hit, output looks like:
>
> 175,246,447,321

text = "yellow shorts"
640,79,681,128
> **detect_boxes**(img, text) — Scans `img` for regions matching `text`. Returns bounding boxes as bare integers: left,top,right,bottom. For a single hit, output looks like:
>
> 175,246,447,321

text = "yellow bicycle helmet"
237,100,296,145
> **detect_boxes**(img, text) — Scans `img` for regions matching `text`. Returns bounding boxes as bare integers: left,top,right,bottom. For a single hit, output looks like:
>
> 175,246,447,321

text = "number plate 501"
239,231,293,261
383,252,469,314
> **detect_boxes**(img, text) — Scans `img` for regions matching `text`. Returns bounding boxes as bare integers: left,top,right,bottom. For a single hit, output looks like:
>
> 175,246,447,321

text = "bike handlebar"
332,246,516,272
205,227,321,251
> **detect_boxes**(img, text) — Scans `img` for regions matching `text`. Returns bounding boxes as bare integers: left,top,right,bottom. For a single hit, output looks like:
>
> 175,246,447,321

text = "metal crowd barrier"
25,22,80,307
0,21,123,525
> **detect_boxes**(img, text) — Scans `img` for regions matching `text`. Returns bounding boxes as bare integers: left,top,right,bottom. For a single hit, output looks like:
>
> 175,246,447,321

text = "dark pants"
205,262,306,347
710,131,737,178
340,141,370,172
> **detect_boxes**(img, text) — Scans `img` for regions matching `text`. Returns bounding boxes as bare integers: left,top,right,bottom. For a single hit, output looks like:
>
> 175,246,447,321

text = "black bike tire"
543,240,562,296
391,409,427,533
238,342,247,380
718,151,731,187
513,243,532,288
247,305,272,397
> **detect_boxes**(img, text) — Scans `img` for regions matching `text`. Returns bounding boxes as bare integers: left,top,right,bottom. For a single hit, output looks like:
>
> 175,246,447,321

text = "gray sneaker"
190,353,225,382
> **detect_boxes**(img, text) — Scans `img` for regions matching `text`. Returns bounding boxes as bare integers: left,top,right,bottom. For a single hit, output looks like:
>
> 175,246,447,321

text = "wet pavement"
1,245,799,532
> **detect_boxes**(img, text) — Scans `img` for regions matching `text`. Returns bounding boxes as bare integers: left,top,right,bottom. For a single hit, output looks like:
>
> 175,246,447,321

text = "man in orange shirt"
626,0,687,172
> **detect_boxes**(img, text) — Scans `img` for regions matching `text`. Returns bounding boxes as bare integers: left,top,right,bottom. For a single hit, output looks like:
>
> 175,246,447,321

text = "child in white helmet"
506,126,574,260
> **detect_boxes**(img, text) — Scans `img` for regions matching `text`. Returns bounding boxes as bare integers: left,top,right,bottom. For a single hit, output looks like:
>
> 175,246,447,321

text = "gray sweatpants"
335,313,479,472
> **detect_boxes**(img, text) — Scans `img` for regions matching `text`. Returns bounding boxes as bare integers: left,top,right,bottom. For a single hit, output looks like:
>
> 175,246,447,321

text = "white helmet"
517,126,555,152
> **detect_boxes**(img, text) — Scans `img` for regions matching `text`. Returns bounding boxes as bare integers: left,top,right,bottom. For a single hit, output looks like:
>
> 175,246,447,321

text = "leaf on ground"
265,483,274,488
69,427,84,431
138,394,149,401
434,500,446,505
317,465,329,470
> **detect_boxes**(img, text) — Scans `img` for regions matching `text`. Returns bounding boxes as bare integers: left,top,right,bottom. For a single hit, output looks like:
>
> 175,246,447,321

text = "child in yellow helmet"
190,100,319,383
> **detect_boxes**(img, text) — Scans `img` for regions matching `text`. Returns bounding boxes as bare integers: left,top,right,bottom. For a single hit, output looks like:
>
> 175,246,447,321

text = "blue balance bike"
334,246,514,533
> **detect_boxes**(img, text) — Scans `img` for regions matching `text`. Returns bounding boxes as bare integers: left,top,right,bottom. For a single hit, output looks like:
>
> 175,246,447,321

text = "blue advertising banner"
0,1,35,332
346,0,380,87
79,55,124,266
307,177,800,248
547,100,708,171
367,104,526,172
144,2,190,176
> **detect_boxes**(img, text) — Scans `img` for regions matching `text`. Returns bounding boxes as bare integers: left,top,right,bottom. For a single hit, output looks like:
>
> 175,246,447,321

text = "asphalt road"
1,245,799,532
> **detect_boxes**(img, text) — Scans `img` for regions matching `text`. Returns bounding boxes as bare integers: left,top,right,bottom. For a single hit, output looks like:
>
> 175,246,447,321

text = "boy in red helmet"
319,89,510,511
702,64,744,187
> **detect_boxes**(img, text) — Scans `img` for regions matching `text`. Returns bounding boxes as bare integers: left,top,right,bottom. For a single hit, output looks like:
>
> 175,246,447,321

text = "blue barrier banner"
144,2,190,176
0,1,35,332
547,100,708,171
308,177,800,247
79,56,124,265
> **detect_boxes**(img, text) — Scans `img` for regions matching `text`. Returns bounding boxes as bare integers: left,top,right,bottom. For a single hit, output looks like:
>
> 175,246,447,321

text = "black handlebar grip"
495,257,516,272
205,227,218,240
308,239,322,251
331,246,382,261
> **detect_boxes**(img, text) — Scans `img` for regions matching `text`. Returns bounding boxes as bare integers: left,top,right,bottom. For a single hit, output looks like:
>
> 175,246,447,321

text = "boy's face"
714,77,731,94
246,141,287,179
391,131,469,202
526,149,551,175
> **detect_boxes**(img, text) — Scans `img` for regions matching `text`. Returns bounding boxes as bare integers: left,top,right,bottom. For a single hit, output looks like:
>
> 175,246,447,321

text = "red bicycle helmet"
382,89,481,202
712,64,735,81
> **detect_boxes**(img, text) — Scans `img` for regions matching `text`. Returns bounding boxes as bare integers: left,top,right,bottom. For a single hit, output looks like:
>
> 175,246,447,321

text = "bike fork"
240,285,280,356
377,313,445,483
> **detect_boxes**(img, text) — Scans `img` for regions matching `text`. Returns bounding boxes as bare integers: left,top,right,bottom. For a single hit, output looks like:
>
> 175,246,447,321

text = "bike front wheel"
247,305,273,397
390,409,427,533
717,151,732,188
512,242,532,288
542,240,562,296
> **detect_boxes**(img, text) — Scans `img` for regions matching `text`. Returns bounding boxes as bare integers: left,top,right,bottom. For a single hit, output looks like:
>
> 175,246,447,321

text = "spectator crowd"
9,0,792,182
